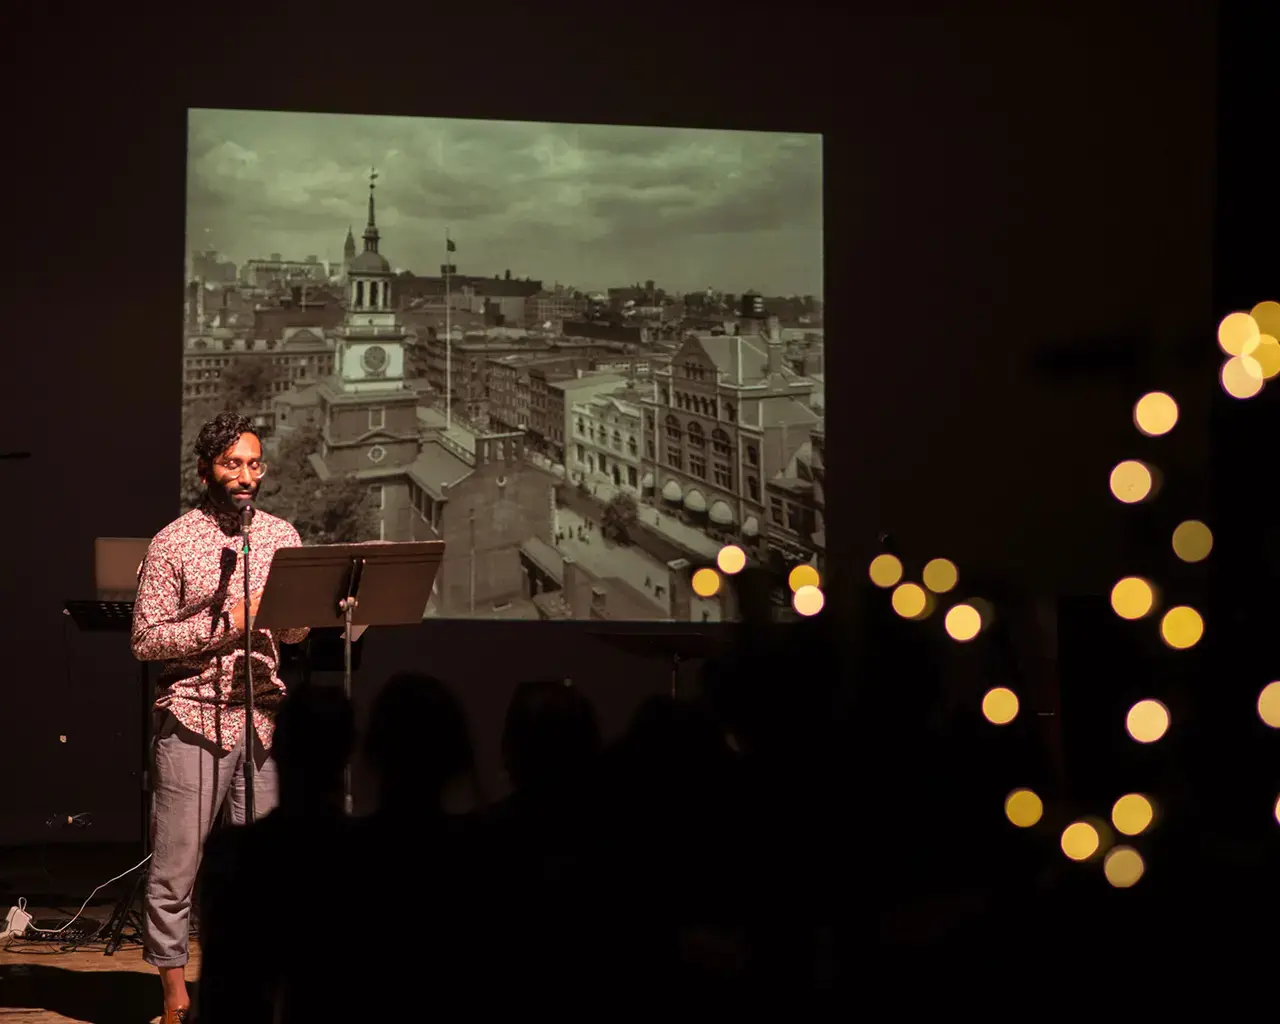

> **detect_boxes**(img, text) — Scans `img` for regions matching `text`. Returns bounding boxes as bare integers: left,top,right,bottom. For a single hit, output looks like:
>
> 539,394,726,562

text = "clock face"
361,345,388,374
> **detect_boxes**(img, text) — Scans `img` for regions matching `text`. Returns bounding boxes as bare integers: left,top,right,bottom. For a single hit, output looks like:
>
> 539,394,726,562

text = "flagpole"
445,227,452,430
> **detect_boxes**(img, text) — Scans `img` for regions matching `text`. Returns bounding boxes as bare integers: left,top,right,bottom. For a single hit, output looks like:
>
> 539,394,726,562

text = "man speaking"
131,411,309,1024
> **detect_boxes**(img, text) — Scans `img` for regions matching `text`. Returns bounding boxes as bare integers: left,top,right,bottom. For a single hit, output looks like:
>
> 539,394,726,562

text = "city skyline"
186,108,824,298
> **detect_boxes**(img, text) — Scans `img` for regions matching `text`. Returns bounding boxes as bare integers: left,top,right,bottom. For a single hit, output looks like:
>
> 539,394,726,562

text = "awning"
642,471,654,489
708,500,734,525
662,479,682,502
684,489,707,513
742,515,759,537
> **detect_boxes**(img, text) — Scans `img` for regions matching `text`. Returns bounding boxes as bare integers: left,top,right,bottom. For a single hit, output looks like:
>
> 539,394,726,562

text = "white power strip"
3,900,33,939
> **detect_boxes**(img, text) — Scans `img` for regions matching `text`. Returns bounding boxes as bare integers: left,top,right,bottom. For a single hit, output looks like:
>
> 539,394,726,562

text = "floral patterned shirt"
131,498,310,752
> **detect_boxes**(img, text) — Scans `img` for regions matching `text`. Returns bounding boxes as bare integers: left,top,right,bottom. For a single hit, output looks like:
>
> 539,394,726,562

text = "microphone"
234,496,254,531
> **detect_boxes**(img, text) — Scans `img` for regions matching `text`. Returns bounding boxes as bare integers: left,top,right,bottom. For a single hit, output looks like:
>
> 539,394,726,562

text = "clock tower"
314,169,422,484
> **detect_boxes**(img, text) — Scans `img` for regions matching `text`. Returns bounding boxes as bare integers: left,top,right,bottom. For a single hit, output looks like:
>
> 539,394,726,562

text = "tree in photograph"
218,357,274,416
255,424,378,544
600,492,639,546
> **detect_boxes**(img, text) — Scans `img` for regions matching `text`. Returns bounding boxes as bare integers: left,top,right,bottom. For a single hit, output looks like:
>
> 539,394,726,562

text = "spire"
344,224,356,258
363,167,380,254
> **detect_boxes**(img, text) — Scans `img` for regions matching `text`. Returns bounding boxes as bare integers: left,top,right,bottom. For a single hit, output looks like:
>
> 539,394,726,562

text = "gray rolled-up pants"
143,711,277,969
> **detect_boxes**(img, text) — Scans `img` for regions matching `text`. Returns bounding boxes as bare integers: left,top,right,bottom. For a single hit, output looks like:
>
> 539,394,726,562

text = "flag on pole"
446,237,457,253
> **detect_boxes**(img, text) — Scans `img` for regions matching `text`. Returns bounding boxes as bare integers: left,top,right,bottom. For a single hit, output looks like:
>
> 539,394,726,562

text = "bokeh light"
1171,520,1213,563
1004,789,1043,828
1061,821,1100,861
1133,391,1179,436
1160,605,1204,650
922,558,959,594
1126,699,1170,743
891,582,928,619
1275,795,1280,826
1253,335,1280,380
1251,300,1280,338
792,585,825,617
1257,681,1280,729
1110,460,1153,503
1110,576,1155,620
945,603,982,642
1104,846,1146,888
982,687,1019,725
716,544,746,575
788,563,820,593
868,553,904,588
1112,793,1155,836
1221,355,1264,399
1217,311,1260,356
691,567,720,598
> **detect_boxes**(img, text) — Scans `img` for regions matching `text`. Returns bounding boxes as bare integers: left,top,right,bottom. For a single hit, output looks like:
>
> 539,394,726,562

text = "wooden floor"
0,904,198,1024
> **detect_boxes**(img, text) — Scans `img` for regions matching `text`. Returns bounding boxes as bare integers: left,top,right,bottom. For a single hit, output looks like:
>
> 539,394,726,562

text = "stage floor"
1,902,189,1024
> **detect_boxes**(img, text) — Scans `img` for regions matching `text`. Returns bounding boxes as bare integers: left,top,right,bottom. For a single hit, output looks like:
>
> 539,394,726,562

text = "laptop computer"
94,537,152,602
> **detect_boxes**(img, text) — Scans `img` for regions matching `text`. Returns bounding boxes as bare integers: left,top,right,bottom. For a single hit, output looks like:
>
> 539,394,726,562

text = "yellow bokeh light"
1217,311,1260,357
1061,821,1100,861
1257,681,1280,729
1133,391,1179,437
1109,460,1153,504
1004,789,1043,828
1171,520,1213,563
1221,355,1264,399
1160,606,1203,650
1112,793,1154,836
788,563,820,593
968,597,995,632
792,585,825,617
944,603,982,641
982,687,1019,725
922,558,958,594
1110,576,1155,620
868,553,903,589
891,582,927,619
716,544,746,575
1275,795,1280,826
1253,335,1280,380
1126,699,1170,743
1104,846,1146,888
1249,300,1280,339
691,567,720,598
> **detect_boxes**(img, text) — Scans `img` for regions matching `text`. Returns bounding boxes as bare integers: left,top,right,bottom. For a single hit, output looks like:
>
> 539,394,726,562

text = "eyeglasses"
214,458,268,478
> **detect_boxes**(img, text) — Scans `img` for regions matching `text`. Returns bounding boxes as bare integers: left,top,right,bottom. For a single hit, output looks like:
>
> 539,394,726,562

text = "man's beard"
207,478,258,516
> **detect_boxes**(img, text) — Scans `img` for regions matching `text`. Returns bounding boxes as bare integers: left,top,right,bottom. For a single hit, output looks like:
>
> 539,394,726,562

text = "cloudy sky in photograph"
186,108,823,297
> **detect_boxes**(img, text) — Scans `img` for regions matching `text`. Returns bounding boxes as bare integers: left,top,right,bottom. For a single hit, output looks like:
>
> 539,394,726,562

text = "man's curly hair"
194,411,258,467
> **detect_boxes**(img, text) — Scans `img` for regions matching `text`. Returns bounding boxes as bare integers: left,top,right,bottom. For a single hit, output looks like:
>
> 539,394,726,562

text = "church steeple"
363,167,380,255
343,224,356,261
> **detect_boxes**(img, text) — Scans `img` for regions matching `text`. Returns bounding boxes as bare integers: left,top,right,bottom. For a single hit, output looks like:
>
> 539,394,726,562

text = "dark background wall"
1,6,1227,845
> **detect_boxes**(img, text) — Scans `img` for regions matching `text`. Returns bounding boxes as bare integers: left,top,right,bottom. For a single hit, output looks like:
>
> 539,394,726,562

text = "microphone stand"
240,503,256,825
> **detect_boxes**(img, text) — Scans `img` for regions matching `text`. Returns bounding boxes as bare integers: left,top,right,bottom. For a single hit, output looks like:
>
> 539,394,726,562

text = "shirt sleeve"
273,524,311,647
131,541,238,662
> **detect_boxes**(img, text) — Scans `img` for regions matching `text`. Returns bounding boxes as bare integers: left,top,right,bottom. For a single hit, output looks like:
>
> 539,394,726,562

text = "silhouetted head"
272,685,355,809
365,673,474,811
502,678,601,793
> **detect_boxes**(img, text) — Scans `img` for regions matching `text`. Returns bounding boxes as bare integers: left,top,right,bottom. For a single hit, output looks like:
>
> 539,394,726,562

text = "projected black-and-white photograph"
183,107,824,621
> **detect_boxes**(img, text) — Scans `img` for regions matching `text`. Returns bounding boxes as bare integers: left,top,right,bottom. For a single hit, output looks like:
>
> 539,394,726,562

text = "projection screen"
183,108,824,621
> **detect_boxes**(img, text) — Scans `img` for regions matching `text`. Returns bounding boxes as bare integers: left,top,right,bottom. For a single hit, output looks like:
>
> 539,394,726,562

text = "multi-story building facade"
569,389,643,494
184,327,337,431
639,301,821,561
241,254,330,289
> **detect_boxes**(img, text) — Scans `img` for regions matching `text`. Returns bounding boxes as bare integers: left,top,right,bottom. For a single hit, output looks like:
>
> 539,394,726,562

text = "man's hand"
229,590,263,633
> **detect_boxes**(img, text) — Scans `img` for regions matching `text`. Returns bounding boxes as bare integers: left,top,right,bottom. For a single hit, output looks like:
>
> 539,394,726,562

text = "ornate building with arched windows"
639,299,823,566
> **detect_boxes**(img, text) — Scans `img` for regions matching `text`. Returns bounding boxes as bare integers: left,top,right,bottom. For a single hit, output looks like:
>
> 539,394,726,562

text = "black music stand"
254,541,444,813
62,600,149,956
